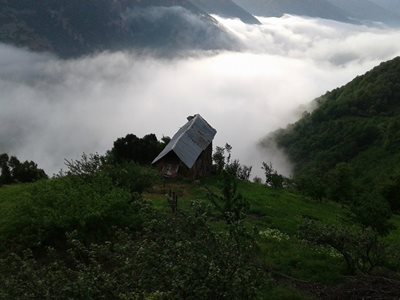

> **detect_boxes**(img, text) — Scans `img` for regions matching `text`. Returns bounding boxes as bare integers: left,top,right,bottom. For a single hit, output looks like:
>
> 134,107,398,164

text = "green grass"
2,176,399,299
143,176,400,287
143,177,347,285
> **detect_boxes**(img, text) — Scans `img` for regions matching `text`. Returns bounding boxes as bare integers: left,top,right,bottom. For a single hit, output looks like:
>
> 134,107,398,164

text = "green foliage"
212,145,226,173
275,57,400,209
64,152,105,177
0,153,158,250
105,161,159,194
326,163,355,204
0,153,47,185
262,162,284,189
213,144,252,180
1,174,145,249
299,220,386,274
65,153,158,194
0,202,261,300
109,133,166,165
294,170,326,202
380,172,400,212
207,172,250,225
350,192,392,235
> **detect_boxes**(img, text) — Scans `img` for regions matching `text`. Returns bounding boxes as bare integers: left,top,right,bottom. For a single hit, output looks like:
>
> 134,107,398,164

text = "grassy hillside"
2,171,399,299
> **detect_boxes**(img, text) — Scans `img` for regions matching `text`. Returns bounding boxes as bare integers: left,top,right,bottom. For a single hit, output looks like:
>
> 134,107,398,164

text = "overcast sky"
1,14,400,177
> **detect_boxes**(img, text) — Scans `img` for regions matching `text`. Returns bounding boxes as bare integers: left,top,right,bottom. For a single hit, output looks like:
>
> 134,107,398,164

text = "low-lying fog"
1,15,400,177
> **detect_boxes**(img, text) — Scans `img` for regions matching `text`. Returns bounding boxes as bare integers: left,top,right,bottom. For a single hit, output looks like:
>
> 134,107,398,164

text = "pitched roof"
152,114,217,168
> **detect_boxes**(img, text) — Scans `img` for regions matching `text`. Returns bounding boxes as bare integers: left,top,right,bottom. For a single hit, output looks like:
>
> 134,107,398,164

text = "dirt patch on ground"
272,271,400,299
326,275,400,299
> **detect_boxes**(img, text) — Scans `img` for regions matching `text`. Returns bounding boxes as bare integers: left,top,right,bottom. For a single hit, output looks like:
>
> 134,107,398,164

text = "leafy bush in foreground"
299,219,386,274
0,203,261,300
1,154,158,251
1,173,146,250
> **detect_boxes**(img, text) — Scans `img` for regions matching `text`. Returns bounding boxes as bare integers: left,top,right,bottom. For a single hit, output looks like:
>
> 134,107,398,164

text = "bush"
299,219,386,274
1,173,147,249
0,202,261,300
105,161,159,194
207,172,250,225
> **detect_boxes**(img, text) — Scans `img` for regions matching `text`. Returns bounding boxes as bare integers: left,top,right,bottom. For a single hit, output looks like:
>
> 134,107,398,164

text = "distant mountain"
0,0,235,58
233,0,353,23
190,0,261,24
233,0,400,26
275,57,400,205
369,0,400,16
326,0,400,26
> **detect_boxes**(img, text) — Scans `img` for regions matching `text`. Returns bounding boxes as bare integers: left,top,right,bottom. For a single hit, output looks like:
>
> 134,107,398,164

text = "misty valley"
1,0,400,299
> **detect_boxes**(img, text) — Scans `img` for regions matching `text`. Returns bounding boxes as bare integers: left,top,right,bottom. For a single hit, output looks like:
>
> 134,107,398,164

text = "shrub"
1,173,147,250
0,203,261,299
207,172,250,225
299,219,386,274
105,161,159,194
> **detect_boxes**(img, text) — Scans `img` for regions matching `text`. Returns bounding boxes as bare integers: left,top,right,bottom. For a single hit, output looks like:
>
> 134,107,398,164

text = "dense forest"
276,56,400,212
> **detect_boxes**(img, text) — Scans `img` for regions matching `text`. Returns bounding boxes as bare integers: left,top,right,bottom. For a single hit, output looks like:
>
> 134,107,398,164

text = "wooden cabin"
152,114,217,179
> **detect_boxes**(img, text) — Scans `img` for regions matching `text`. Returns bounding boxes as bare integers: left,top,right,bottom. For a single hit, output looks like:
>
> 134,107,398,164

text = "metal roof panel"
152,114,217,168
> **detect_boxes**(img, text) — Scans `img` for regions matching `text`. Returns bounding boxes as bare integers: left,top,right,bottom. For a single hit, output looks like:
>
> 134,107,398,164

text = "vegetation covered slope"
326,0,400,26
234,0,400,25
275,56,400,208
370,0,400,16
233,0,353,23
0,133,400,298
1,171,400,299
190,0,261,24
0,0,233,58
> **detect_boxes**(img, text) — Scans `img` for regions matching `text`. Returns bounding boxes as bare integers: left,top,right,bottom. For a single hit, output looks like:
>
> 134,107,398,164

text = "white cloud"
1,15,400,177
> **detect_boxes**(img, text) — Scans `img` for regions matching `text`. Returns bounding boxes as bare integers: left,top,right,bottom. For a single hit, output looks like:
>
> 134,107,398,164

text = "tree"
109,133,164,165
262,162,284,189
295,171,326,201
207,171,249,225
212,146,225,173
350,192,392,235
326,163,354,204
0,153,47,185
299,219,385,274
0,153,13,185
381,173,400,212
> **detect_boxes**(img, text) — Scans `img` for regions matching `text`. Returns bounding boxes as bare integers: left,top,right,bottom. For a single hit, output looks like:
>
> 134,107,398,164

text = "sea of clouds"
1,13,400,177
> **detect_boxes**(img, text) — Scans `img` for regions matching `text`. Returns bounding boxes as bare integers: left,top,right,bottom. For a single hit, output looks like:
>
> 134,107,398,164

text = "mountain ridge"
0,0,236,58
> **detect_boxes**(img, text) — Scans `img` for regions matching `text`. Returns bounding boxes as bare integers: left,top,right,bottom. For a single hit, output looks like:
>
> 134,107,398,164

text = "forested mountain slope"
326,0,400,26
0,0,233,57
370,0,400,16
190,0,261,24
233,0,353,23
275,57,400,199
